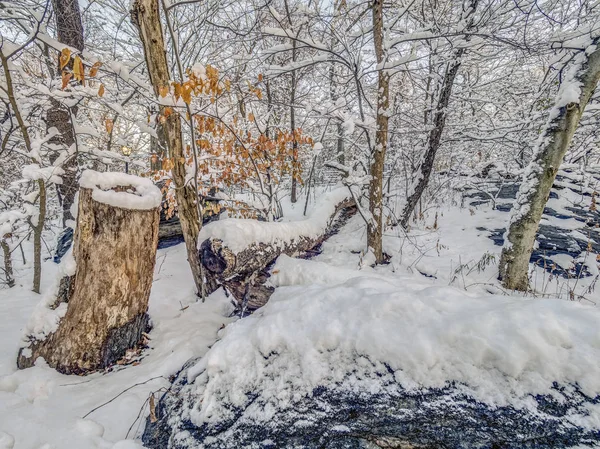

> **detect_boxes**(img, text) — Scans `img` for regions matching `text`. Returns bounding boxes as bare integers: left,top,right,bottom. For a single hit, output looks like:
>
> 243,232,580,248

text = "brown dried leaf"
105,118,114,133
89,61,102,77
59,48,71,70
98,83,105,97
181,83,193,104
61,71,72,90
73,55,85,83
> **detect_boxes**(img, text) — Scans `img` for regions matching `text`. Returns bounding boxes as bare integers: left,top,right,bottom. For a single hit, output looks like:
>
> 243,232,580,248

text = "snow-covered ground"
1,186,599,448
0,244,234,449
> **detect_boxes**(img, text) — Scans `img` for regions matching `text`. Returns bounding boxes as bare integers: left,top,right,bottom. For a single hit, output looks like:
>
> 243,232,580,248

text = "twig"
82,376,165,419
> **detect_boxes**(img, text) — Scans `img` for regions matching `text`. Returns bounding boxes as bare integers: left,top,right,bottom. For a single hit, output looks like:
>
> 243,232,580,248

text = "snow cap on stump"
79,170,162,210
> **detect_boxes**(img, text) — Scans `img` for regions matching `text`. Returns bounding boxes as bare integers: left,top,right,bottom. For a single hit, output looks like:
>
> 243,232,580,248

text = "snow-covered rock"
143,260,600,448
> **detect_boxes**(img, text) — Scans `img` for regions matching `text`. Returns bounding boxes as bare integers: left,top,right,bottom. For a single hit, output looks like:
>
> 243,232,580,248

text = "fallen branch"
199,188,356,311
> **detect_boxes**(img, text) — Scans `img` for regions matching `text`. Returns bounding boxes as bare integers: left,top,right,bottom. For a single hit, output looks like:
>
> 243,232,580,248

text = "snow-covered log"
198,188,356,310
17,171,161,374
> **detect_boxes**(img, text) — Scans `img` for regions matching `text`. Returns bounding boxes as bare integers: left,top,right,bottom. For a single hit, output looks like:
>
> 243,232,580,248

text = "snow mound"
79,170,162,210
198,187,349,254
184,262,600,426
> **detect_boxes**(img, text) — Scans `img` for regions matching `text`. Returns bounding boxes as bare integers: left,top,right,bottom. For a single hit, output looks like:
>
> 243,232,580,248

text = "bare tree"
47,0,84,227
131,0,204,294
399,0,479,229
368,0,389,264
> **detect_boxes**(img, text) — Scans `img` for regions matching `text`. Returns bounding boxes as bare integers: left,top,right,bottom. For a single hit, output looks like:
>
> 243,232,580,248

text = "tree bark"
48,0,84,227
1,239,14,288
18,181,160,374
131,0,203,294
199,198,356,311
399,0,479,229
399,49,464,228
368,0,389,264
499,43,600,291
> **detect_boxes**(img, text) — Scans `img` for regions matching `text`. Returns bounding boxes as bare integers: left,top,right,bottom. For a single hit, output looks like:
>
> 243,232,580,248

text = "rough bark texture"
48,0,84,227
199,198,356,311
499,43,600,291
131,0,203,294
368,0,389,264
17,187,159,374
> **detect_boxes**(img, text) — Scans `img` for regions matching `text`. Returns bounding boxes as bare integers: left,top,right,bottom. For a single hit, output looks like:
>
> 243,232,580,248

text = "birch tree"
499,36,600,291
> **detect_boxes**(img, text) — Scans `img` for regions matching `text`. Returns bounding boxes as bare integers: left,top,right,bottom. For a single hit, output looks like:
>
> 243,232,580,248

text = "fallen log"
18,171,161,374
198,188,356,312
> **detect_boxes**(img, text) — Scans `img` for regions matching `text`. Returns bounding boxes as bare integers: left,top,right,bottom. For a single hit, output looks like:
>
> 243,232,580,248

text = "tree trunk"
399,50,464,229
131,0,203,294
285,0,299,204
499,43,600,291
48,0,84,227
32,179,46,294
199,198,356,311
1,239,14,288
368,0,389,264
18,173,160,374
399,0,479,229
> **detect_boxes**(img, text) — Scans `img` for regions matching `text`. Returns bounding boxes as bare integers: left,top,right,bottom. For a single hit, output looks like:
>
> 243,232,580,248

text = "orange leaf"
258,73,263,82
61,71,72,90
181,83,193,104
59,48,71,70
248,113,254,122
159,85,169,98
105,119,114,133
98,84,105,97
73,55,85,83
89,61,102,77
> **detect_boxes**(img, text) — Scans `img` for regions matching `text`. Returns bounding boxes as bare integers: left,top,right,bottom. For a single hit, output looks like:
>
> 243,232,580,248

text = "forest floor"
0,187,599,449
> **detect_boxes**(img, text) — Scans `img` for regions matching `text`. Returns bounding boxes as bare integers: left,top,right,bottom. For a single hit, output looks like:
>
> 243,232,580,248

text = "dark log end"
200,239,229,275
101,312,151,368
16,345,35,370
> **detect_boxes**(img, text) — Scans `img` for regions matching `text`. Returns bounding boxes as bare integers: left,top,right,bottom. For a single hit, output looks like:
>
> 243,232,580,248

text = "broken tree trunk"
17,171,161,374
199,196,356,312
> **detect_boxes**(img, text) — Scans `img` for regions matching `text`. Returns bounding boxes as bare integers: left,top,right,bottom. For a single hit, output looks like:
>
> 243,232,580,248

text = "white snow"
22,165,64,185
198,187,350,253
79,170,162,210
20,250,76,344
0,210,27,238
186,255,600,426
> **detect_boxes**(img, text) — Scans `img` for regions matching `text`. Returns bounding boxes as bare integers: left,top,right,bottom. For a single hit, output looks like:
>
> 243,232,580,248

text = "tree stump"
18,171,161,374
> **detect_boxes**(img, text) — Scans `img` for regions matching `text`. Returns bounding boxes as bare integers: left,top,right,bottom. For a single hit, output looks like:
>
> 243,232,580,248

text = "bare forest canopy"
1,0,599,294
